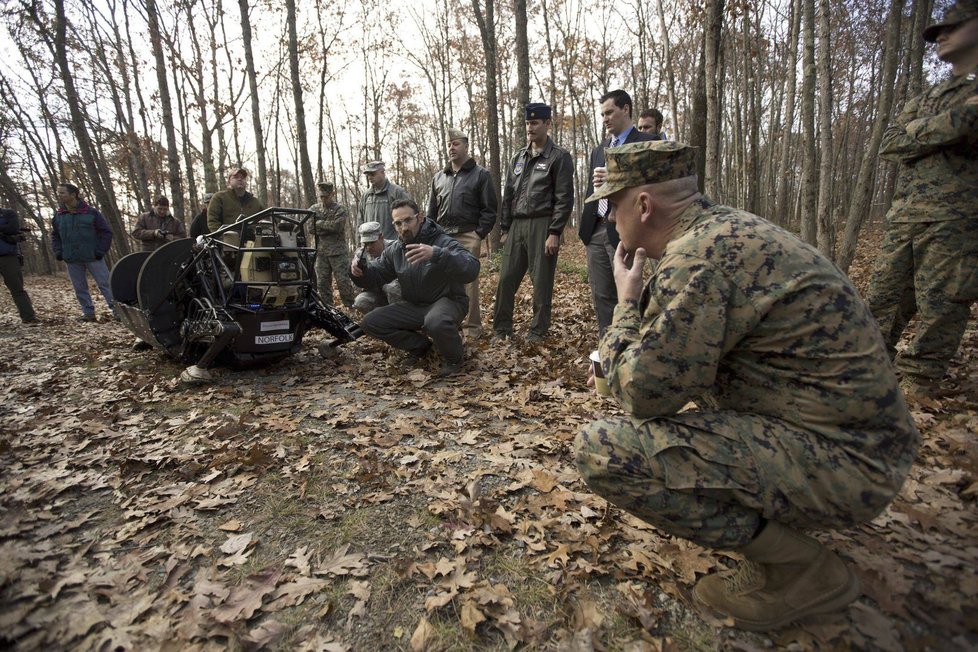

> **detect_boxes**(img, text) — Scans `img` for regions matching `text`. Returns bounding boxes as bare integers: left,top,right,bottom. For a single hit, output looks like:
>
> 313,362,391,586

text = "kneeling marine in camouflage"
576,140,919,631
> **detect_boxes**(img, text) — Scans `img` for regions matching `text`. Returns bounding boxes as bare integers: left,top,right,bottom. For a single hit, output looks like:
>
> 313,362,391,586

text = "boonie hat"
359,221,382,244
585,141,698,203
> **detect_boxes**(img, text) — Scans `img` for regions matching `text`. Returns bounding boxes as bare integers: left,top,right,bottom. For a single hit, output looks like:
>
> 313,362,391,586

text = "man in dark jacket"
52,183,115,322
351,198,480,376
580,90,656,335
427,127,497,339
131,196,187,252
0,207,38,323
492,103,574,342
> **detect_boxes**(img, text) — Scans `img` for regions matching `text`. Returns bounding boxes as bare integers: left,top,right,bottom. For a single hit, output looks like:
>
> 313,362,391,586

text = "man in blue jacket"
351,198,479,376
52,183,115,322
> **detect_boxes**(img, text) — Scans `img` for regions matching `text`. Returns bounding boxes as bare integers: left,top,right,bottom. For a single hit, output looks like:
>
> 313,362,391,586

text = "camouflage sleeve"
599,257,748,419
315,205,349,236
880,95,978,162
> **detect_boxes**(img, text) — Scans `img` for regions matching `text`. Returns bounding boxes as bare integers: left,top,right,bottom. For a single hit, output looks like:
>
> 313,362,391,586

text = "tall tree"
145,0,184,220
814,0,834,257
49,0,129,257
471,0,502,248
799,0,818,245
286,0,316,205
703,0,725,199
837,0,905,272
238,0,268,204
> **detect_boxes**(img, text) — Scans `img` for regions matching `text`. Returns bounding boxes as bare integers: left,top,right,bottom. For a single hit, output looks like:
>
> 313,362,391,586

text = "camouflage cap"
447,127,468,142
317,181,335,194
358,221,382,243
362,160,385,174
923,0,978,42
585,141,697,203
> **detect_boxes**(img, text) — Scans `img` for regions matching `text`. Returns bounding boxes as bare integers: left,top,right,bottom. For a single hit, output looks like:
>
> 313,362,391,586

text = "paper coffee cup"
590,350,610,396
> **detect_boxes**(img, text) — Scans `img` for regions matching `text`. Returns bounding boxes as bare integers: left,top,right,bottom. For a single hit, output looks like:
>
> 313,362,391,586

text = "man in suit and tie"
579,90,656,335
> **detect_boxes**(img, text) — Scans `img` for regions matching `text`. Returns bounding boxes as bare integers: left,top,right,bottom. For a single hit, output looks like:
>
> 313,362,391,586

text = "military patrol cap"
362,160,385,174
358,221,382,243
923,0,978,42
585,141,697,203
447,127,468,142
525,103,552,120
317,181,335,194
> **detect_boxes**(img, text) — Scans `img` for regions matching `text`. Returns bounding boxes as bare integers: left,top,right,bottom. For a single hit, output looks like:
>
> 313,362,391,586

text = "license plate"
261,319,291,332
255,333,294,345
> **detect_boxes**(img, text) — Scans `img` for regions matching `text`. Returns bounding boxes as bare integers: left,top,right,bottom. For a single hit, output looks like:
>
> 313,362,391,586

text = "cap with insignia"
358,221,382,244
525,103,552,120
923,0,978,42
585,141,697,203
447,127,468,142
317,181,335,194
362,160,384,174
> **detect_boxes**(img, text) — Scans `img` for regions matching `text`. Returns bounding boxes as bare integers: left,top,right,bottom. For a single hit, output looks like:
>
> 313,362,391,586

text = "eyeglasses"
392,214,419,228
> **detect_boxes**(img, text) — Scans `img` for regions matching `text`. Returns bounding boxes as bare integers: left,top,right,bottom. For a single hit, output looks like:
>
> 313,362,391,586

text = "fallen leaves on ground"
0,234,975,650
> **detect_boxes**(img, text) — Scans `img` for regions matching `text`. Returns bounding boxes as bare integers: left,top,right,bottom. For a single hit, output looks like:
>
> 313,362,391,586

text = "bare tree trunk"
145,0,185,221
690,35,708,192
775,0,801,225
837,0,905,272
514,0,529,108
471,0,502,252
238,0,268,204
654,0,678,129
799,0,818,244
814,0,834,257
703,0,725,199
286,0,316,205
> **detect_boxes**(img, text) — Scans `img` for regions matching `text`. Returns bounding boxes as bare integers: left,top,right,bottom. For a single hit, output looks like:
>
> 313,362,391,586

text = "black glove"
56,254,63,261
94,253,103,260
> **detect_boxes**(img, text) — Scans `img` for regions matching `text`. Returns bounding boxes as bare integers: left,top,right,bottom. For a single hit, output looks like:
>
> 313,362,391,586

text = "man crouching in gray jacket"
351,198,479,377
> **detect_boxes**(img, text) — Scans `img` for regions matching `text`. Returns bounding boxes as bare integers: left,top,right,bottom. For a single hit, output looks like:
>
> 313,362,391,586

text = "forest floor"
1,227,976,651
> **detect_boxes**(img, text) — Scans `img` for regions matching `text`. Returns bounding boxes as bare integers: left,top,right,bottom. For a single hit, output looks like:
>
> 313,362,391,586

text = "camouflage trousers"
575,411,894,549
865,219,978,381
315,251,356,307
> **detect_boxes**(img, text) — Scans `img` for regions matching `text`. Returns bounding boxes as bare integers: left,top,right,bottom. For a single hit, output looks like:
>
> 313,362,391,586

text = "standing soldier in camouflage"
575,141,919,631
309,181,356,308
865,0,978,399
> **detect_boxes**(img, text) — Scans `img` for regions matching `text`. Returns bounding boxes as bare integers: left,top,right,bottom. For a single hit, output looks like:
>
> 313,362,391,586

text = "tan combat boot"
693,521,860,631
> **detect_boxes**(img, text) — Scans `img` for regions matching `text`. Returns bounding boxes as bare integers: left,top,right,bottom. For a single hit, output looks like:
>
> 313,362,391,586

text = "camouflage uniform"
309,201,356,307
575,195,920,549
864,70,978,382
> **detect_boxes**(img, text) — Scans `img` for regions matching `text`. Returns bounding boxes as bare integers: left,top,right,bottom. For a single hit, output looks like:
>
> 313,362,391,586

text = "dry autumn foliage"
1,232,976,651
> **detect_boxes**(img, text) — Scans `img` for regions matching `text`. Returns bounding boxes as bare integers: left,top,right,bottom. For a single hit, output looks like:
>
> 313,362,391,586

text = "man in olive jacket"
207,168,264,233
351,198,479,376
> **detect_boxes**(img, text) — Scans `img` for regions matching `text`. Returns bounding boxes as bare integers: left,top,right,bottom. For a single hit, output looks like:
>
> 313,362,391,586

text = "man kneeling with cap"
351,198,479,376
352,221,402,314
575,141,919,630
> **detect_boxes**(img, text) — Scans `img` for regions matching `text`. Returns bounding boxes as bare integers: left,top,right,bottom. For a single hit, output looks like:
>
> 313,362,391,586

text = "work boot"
899,375,941,402
398,343,432,371
435,359,464,378
78,314,97,323
693,521,860,631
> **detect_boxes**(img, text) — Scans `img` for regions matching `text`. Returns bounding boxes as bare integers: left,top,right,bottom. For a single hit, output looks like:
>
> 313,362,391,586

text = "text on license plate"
255,333,294,345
